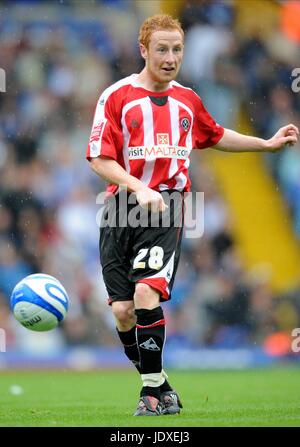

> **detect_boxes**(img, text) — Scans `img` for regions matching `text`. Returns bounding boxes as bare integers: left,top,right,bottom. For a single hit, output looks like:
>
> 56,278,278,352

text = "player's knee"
134,283,160,309
112,301,135,329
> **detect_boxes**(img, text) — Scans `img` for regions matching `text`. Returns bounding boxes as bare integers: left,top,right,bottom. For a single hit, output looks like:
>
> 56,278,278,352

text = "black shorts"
99,190,184,304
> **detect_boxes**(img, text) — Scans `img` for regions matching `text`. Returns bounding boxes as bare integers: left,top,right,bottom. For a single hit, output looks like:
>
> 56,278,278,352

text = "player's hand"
266,124,299,152
136,187,168,212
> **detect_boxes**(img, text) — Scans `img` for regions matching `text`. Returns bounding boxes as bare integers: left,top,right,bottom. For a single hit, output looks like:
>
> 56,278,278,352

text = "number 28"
133,246,164,270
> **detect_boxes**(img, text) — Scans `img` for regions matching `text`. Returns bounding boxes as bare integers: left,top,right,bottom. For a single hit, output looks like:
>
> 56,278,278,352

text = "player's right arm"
90,156,167,212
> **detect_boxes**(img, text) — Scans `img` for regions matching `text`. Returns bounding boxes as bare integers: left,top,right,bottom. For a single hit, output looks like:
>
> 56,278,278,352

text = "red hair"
138,14,184,48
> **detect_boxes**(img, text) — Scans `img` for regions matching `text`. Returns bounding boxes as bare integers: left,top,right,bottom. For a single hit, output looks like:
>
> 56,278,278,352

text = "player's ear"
139,43,147,60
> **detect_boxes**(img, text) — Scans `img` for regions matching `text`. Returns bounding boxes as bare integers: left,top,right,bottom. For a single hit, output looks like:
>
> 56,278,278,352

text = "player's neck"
135,70,171,93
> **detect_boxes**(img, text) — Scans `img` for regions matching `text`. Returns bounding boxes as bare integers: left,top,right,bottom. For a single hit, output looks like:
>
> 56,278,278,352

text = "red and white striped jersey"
86,74,224,194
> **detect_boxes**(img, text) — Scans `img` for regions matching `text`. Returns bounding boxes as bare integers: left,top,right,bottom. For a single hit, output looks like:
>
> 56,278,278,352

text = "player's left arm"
213,124,299,153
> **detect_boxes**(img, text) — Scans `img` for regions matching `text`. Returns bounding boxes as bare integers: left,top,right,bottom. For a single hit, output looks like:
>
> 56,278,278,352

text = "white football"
10,273,69,332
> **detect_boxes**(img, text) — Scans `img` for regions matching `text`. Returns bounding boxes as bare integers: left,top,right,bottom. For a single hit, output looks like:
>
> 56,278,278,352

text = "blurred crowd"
0,0,300,357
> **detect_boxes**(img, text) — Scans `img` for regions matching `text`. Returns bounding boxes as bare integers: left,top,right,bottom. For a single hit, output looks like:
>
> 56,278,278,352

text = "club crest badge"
181,117,190,131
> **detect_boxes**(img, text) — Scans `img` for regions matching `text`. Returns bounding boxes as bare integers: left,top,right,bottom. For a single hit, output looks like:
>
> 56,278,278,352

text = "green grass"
0,368,299,426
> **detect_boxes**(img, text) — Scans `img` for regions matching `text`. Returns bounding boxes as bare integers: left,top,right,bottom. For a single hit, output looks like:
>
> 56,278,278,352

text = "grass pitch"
0,368,299,427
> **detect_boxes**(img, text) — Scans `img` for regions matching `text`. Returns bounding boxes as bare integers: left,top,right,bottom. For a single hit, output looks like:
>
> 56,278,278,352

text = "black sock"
117,326,141,372
160,379,173,393
140,381,172,399
140,385,161,400
135,306,165,376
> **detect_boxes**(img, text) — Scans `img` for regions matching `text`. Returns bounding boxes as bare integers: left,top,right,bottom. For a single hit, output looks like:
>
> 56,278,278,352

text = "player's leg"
133,283,164,415
100,266,140,372
130,192,184,416
111,300,141,372
99,197,139,371
133,283,182,416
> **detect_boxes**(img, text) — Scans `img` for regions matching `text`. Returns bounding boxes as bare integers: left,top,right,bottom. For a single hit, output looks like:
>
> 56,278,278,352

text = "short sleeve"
86,92,123,161
192,93,224,149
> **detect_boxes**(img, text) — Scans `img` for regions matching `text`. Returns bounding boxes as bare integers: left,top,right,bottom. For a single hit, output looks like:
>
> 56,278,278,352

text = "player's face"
142,30,184,84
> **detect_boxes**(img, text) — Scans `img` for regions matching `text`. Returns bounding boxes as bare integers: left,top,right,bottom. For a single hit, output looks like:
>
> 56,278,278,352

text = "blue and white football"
10,274,69,331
